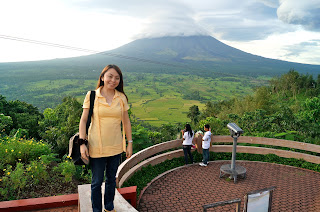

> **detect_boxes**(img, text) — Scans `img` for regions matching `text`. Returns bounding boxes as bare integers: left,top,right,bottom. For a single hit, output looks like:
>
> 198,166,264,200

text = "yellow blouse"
83,87,129,158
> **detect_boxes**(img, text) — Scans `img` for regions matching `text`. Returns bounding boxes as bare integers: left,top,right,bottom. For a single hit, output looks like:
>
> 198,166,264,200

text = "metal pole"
231,136,237,170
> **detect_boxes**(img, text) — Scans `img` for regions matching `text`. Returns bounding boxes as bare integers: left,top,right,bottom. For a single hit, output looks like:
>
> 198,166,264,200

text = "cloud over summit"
277,0,320,31
1,0,319,64
72,0,320,40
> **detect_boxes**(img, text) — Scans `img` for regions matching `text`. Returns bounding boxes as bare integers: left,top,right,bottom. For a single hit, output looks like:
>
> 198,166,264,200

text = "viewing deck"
27,160,320,211
138,160,320,211
2,136,319,211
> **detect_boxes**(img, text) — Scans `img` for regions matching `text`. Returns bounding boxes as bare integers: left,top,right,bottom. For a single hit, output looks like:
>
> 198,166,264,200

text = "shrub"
74,165,92,183
26,160,48,185
0,136,51,167
0,163,28,200
0,135,90,201
54,160,76,183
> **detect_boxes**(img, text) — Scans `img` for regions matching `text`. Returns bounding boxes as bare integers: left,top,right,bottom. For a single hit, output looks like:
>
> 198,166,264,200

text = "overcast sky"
0,0,319,65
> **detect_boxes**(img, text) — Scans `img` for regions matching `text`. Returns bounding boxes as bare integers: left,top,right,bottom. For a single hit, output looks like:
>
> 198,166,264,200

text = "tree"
0,95,8,113
316,74,320,93
0,114,13,134
297,97,320,138
39,96,82,156
5,100,43,139
187,105,200,124
131,124,151,153
183,91,203,101
253,86,273,112
201,101,217,118
197,116,228,135
270,70,317,98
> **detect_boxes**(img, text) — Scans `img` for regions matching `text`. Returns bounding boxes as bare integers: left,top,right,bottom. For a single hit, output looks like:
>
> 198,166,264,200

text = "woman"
181,124,194,165
79,64,133,212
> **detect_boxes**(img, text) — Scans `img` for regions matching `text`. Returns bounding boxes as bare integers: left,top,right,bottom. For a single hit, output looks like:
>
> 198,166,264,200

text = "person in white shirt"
181,124,195,165
199,124,211,167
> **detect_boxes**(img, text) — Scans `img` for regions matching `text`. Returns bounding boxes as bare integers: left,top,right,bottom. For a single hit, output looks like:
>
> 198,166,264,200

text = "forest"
190,70,320,144
1,69,320,153
0,70,320,201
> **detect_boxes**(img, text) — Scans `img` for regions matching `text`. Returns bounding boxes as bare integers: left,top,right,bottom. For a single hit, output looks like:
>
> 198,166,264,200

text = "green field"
1,72,267,126
122,73,264,126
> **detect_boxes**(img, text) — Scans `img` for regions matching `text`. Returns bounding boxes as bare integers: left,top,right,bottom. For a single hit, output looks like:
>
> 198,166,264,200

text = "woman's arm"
79,108,89,139
79,108,89,161
123,110,133,158
181,130,185,141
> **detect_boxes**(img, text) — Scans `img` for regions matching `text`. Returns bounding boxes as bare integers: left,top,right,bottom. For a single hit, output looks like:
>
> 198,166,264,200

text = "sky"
0,0,320,65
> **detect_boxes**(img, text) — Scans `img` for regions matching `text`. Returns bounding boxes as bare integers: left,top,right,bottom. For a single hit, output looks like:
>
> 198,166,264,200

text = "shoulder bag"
68,90,95,165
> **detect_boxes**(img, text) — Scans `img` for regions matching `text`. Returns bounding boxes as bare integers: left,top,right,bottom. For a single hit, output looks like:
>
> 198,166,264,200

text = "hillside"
109,36,320,76
0,35,319,125
1,36,319,77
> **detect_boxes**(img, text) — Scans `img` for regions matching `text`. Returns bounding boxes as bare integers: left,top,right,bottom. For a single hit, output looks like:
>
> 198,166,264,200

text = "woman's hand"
80,144,89,161
126,142,133,158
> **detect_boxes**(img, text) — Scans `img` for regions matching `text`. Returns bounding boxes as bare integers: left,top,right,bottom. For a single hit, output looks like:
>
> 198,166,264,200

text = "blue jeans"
202,148,209,165
183,145,193,164
90,154,121,212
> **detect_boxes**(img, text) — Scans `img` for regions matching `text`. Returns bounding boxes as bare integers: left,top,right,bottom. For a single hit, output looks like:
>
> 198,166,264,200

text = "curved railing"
117,138,184,187
114,139,184,211
117,135,320,187
211,136,320,164
115,135,320,210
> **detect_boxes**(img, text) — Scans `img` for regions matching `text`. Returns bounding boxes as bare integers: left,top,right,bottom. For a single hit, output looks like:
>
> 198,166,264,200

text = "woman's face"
102,68,120,90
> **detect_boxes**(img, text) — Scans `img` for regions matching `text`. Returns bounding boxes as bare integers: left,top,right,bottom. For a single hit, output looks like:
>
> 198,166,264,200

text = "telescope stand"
219,135,246,183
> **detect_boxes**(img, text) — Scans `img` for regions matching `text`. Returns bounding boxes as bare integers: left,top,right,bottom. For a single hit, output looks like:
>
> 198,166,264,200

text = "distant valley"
0,35,318,125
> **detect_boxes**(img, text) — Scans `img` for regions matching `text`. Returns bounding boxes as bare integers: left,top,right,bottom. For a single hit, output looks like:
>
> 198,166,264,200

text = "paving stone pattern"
31,205,78,212
138,161,320,212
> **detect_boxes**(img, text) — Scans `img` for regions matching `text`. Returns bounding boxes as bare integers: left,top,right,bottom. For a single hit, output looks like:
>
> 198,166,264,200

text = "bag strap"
86,90,96,135
120,98,126,152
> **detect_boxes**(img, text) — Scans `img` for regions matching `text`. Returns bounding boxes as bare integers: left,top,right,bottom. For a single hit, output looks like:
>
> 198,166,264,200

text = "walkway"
138,161,320,211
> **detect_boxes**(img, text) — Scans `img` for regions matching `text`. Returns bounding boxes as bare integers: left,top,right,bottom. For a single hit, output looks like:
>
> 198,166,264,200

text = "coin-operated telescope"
227,122,244,137
219,123,246,183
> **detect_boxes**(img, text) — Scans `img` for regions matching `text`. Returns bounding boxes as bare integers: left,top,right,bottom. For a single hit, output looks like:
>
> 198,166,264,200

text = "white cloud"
0,0,142,62
277,0,320,31
0,0,319,65
258,0,279,8
223,29,320,65
134,11,210,39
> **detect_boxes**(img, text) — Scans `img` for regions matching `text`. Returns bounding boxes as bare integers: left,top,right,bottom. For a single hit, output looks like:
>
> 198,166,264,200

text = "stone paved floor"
31,205,78,212
138,161,320,212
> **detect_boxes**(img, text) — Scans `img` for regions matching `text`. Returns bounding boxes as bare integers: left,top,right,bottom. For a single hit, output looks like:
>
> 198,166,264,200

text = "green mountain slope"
0,35,319,125
1,35,319,77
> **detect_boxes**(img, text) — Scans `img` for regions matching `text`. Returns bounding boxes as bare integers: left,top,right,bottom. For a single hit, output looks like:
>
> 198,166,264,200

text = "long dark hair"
185,124,193,137
96,64,128,101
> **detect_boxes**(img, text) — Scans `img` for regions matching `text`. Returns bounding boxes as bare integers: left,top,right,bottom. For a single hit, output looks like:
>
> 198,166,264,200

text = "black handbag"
68,91,95,165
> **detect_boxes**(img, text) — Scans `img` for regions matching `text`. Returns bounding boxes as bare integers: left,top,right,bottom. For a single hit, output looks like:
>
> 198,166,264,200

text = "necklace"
101,88,115,105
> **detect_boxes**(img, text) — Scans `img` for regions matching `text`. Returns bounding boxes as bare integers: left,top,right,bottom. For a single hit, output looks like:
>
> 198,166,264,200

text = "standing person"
199,124,211,167
79,64,133,212
181,124,194,165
